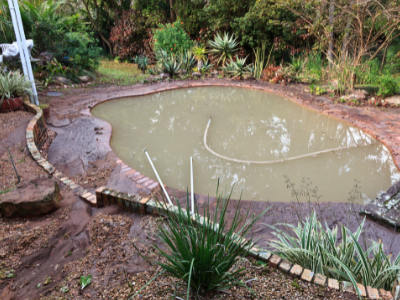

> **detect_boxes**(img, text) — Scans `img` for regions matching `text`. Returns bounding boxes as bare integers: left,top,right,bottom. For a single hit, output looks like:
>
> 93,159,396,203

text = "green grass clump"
96,60,149,86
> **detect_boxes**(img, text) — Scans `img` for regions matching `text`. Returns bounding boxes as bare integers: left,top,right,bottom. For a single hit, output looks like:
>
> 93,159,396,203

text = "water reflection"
92,87,400,204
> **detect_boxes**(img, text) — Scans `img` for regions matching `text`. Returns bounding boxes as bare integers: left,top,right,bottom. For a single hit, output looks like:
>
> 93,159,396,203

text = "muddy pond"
92,87,400,203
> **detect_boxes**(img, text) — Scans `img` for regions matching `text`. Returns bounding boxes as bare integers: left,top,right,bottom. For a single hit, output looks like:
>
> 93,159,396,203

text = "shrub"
155,50,181,76
132,55,149,74
269,211,400,296
63,32,102,72
192,45,207,70
152,187,269,296
153,21,193,55
208,32,239,66
377,75,398,98
109,9,163,60
223,56,252,79
177,50,196,73
0,71,33,107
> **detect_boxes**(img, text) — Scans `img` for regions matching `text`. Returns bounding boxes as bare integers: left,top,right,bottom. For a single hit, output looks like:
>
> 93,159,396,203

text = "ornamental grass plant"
149,186,269,298
269,211,400,298
0,70,33,107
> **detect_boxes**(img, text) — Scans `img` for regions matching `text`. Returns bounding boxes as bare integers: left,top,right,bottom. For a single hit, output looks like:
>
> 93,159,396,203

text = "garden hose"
203,117,371,165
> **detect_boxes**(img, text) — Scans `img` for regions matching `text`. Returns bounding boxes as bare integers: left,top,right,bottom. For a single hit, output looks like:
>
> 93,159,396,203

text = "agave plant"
0,70,33,107
177,50,196,73
159,55,181,77
223,56,253,79
192,45,207,71
269,211,400,298
208,32,239,66
132,55,149,74
200,59,214,74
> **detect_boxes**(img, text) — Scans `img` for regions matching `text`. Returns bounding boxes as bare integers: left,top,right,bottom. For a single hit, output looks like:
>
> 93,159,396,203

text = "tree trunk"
341,17,352,63
197,59,203,71
169,0,176,21
381,43,389,72
328,0,335,67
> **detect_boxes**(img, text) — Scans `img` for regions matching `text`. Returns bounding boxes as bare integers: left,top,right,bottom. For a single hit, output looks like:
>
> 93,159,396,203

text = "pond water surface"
92,87,400,203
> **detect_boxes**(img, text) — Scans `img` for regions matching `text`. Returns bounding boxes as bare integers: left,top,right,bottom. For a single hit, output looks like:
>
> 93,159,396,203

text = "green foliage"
153,186,269,295
377,75,398,98
192,45,207,62
309,84,326,96
177,50,196,73
153,21,193,55
223,56,252,79
0,71,33,107
201,60,214,74
155,50,181,76
63,31,102,72
133,0,170,16
0,1,14,43
269,211,400,295
79,275,92,290
288,56,304,82
132,55,149,74
208,32,239,66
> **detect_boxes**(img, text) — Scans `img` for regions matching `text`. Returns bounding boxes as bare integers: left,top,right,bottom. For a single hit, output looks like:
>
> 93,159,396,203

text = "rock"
78,76,90,83
180,69,187,75
384,95,400,105
192,72,201,77
0,178,61,218
159,73,170,80
355,89,369,96
340,92,367,101
54,76,72,85
211,70,219,76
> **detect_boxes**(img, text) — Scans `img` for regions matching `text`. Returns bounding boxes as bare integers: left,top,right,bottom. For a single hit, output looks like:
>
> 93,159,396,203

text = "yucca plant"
269,212,400,298
200,59,214,74
192,45,207,71
0,71,33,108
177,50,196,73
155,50,181,77
132,55,149,74
223,56,253,79
208,32,239,66
151,185,269,298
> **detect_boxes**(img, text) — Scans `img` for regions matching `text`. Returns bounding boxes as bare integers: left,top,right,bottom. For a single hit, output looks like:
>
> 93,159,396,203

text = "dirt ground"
1,80,400,299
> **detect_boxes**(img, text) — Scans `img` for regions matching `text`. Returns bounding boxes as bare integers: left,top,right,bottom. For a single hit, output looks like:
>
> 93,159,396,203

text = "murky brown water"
92,87,400,203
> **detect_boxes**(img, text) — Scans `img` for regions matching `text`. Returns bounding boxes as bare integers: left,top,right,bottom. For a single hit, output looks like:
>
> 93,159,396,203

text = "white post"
190,157,194,214
144,150,173,206
8,0,39,105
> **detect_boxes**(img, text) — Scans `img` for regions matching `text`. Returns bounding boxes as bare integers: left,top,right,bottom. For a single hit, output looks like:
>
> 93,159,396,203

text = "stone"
78,76,90,83
278,259,292,273
268,254,282,268
211,70,219,76
192,72,201,77
327,278,339,290
313,273,326,286
289,264,303,278
340,92,367,101
366,286,379,299
379,289,393,300
159,73,170,80
342,281,355,294
356,283,367,297
54,76,72,85
258,251,271,262
385,95,400,105
300,269,314,282
0,178,60,217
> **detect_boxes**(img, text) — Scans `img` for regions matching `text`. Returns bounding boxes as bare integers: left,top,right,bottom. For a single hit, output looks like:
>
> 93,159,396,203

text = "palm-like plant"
208,32,239,66
223,56,253,79
0,71,33,108
192,45,207,71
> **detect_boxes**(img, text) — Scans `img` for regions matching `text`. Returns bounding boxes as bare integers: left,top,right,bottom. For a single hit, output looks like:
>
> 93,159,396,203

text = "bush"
208,32,239,66
0,71,33,107
377,75,398,98
153,21,193,55
63,32,102,72
152,187,269,296
132,55,149,74
109,9,164,60
223,56,252,79
269,211,400,296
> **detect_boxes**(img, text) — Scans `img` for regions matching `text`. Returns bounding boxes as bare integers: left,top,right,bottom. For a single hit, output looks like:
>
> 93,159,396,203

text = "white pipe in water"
190,156,194,214
144,150,172,206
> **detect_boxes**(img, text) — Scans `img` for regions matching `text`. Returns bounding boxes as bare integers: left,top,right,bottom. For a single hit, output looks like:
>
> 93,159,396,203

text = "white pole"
8,0,39,105
190,156,194,214
144,150,173,206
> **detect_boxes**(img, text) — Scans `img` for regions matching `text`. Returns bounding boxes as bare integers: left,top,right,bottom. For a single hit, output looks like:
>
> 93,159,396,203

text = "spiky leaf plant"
155,50,181,77
223,56,253,79
0,70,33,108
153,185,270,297
132,55,149,74
269,211,400,298
177,50,196,73
208,32,239,66
192,45,207,71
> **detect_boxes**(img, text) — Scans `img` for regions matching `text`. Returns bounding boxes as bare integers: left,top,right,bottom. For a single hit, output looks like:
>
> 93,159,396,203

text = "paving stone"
342,281,355,294
313,273,326,286
379,289,393,300
301,269,314,282
356,283,367,297
278,259,292,273
268,255,282,268
366,286,379,299
327,278,339,290
258,251,271,262
289,264,303,278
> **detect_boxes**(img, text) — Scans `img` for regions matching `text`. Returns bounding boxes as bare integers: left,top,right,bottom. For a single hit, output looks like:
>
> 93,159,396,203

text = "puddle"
92,87,400,203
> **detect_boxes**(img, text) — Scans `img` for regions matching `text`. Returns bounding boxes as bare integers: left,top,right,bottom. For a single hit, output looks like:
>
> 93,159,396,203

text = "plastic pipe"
190,157,194,214
144,150,172,206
